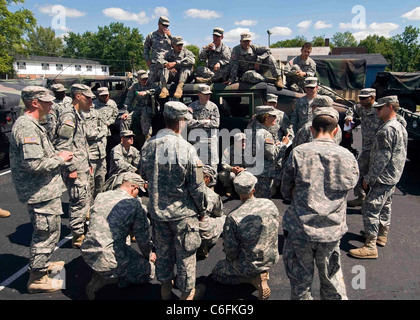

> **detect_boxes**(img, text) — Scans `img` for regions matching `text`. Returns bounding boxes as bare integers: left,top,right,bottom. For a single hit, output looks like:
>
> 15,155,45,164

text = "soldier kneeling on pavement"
211,171,280,300
81,172,155,300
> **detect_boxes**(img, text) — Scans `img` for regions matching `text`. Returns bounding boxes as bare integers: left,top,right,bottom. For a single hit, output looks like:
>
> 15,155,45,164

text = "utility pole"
267,30,272,47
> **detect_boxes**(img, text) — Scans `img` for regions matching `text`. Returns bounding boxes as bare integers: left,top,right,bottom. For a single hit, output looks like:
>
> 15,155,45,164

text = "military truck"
373,72,420,112
399,108,420,162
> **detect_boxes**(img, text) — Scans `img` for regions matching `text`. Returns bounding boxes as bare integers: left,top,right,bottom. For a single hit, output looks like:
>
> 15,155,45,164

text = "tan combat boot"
251,271,271,300
349,235,378,259
275,76,285,88
159,86,169,99
72,234,85,249
377,225,390,247
0,208,11,218
47,261,65,273
161,280,174,300
27,270,63,293
174,82,184,99
196,77,211,83
86,272,118,300
347,195,365,207
180,284,206,300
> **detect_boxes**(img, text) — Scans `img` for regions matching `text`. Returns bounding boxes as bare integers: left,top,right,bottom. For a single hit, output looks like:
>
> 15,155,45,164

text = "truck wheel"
399,97,417,113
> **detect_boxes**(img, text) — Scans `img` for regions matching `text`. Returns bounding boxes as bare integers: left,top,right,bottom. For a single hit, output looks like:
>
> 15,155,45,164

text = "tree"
331,32,358,47
0,0,36,75
27,25,64,57
358,35,394,70
185,44,204,69
391,26,420,72
312,35,327,47
270,36,307,48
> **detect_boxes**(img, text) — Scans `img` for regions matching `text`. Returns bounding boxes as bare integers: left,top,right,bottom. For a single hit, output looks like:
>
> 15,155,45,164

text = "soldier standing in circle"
140,101,208,300
54,84,94,249
143,16,173,83
281,107,359,300
10,86,74,293
45,83,72,143
228,33,284,88
93,87,119,138
196,27,231,84
211,171,280,300
349,96,407,259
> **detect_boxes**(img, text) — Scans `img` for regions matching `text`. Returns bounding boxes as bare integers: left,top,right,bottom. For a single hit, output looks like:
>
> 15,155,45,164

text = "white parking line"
0,234,72,292
0,170,11,177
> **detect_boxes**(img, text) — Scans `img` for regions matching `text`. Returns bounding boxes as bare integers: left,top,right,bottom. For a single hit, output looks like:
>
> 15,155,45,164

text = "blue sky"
12,0,420,48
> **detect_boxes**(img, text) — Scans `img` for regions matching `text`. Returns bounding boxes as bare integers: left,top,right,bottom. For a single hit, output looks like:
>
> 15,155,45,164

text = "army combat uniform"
281,133,359,300
197,41,231,83
284,55,317,92
93,96,119,137
157,44,195,86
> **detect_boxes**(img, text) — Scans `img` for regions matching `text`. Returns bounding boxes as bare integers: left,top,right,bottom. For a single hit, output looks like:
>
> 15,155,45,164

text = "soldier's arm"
223,216,240,261
112,148,138,173
221,147,232,172
133,201,153,258
198,47,208,62
179,50,195,67
107,100,119,126
255,45,271,62
228,48,239,82
281,150,296,201
54,113,78,172
219,44,231,66
142,34,152,61
123,85,136,112
185,150,208,216
280,113,294,140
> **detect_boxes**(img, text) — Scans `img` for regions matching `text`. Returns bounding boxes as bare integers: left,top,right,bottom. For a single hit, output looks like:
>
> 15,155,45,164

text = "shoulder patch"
265,138,274,144
196,159,203,168
24,137,38,144
64,119,75,127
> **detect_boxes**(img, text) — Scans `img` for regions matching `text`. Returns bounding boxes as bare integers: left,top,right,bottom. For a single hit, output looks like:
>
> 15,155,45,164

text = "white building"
270,47,331,65
13,55,110,79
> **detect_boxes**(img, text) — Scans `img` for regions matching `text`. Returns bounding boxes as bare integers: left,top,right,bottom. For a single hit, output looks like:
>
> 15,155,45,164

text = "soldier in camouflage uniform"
249,106,289,199
293,96,342,148
121,72,160,142
281,108,359,300
140,101,208,300
143,16,173,83
228,33,284,88
349,96,407,259
45,83,72,142
10,86,74,293
289,77,319,134
212,171,279,300
196,28,231,83
93,87,119,138
187,84,220,170
81,172,155,300
54,84,94,248
346,89,407,208
157,36,195,99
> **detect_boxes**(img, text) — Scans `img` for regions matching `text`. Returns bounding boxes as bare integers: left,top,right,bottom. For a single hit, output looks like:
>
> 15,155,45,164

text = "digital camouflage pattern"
108,143,140,177
81,188,153,282
197,42,232,82
199,186,225,248
143,30,173,82
46,96,72,142
292,121,342,148
157,47,195,84
93,98,119,137
211,197,279,284
285,55,317,78
290,95,315,134
219,144,248,188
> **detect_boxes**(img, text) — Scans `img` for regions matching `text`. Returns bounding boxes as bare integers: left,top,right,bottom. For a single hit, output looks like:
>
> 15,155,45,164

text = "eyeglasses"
359,97,370,100
268,114,277,118
375,105,388,111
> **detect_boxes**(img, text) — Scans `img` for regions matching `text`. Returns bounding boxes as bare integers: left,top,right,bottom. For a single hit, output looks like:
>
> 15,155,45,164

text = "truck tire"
399,97,417,113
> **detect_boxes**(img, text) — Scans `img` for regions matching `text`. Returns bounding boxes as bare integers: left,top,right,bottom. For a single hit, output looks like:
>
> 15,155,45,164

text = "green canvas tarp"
374,72,420,91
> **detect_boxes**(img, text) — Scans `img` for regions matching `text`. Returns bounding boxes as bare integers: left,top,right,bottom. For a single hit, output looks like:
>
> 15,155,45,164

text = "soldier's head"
255,105,277,127
158,16,170,32
119,172,145,198
50,83,67,100
213,27,224,45
172,36,184,53
240,33,252,50
120,130,135,148
163,101,192,133
300,42,313,60
374,96,399,122
137,71,149,86
310,95,334,112
358,88,376,108
97,87,110,103
203,165,217,187
310,107,339,139
304,77,318,97
233,171,258,200
266,93,278,107
71,84,95,112
234,132,247,150
21,86,55,119
197,84,212,104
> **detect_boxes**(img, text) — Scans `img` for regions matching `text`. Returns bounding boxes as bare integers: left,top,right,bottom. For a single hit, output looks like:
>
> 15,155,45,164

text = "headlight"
413,120,418,129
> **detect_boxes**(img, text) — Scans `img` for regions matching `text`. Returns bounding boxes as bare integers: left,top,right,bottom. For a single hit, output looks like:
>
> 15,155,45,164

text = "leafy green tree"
391,26,420,72
0,0,36,75
331,32,358,47
358,35,394,70
312,35,327,47
270,36,307,48
27,25,64,57
185,44,204,69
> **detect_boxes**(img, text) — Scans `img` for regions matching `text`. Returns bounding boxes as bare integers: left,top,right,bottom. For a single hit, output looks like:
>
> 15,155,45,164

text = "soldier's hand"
254,62,260,71
69,171,78,179
137,91,147,97
281,134,290,146
121,113,129,120
164,28,171,37
362,179,369,191
147,60,151,67
149,252,156,263
213,62,221,71
89,166,94,175
58,151,73,162
345,118,353,126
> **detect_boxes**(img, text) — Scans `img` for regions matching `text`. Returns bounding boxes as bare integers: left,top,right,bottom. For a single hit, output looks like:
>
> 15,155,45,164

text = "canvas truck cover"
373,72,420,92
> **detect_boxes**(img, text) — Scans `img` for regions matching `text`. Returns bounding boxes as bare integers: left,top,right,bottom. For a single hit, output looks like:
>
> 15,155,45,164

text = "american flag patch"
265,138,274,144
196,160,203,168
64,120,75,127
24,137,38,144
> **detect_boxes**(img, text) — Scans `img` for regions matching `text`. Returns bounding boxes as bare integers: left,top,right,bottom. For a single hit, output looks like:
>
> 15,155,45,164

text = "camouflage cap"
359,88,376,98
255,105,277,116
374,95,399,108
159,16,170,26
266,93,278,103
71,84,96,98
234,132,247,142
140,73,149,80
313,107,339,122
136,69,147,77
198,84,212,95
163,101,192,121
50,83,67,92
120,172,146,190
97,87,109,96
21,86,55,102
213,27,224,36
203,165,217,187
311,95,334,108
304,77,318,88
240,33,252,41
172,36,184,45
233,171,258,195
120,130,135,137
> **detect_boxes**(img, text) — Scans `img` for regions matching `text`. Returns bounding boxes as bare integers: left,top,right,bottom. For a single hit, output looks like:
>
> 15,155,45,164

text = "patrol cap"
255,105,277,116
233,171,258,195
213,27,224,37
374,95,399,108
359,88,376,98
21,86,55,102
172,36,184,45
136,69,147,77
234,132,247,141
120,172,146,192
50,83,67,92
120,130,135,137
71,84,96,98
203,165,217,187
313,107,339,122
159,16,170,26
311,95,334,108
240,33,252,41
304,77,318,88
163,101,192,121
97,87,109,96
140,73,149,80
266,93,278,103
198,84,212,95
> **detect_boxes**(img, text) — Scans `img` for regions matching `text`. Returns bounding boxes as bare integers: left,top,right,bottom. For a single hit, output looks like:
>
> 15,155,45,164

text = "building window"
102,66,107,73
86,65,92,72
42,63,50,70
17,62,26,70
75,65,81,71
56,64,63,71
